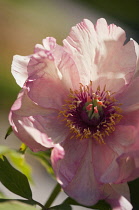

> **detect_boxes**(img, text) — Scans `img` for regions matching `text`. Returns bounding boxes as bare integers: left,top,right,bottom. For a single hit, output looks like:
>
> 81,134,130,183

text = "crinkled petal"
63,18,136,92
102,183,132,210
12,55,30,87
51,138,101,206
27,51,58,79
58,51,80,90
42,37,56,51
34,38,80,90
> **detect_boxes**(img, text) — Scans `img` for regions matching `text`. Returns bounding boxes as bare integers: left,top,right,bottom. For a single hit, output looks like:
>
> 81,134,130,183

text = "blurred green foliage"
0,146,32,182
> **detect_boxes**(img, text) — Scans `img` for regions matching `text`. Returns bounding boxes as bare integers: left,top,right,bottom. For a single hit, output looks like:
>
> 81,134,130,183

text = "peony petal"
35,114,69,144
10,89,48,116
9,89,60,150
58,51,80,90
101,124,139,184
27,76,68,110
63,19,98,85
102,183,132,210
42,37,56,50
9,89,68,145
39,37,80,90
109,125,136,148
133,40,139,77
92,76,125,93
117,77,139,109
9,112,54,151
92,125,137,184
12,55,30,87
92,141,119,183
63,18,136,92
27,51,58,79
51,138,101,206
120,108,139,131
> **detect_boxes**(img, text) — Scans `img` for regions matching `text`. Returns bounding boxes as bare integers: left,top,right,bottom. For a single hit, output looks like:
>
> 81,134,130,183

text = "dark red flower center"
59,82,123,143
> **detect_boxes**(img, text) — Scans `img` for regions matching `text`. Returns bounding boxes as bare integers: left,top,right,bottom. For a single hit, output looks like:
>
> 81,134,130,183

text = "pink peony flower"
9,18,139,209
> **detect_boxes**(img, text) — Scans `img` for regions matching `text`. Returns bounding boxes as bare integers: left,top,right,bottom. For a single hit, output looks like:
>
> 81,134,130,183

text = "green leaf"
64,197,111,210
48,203,72,210
0,156,32,199
0,199,36,205
5,126,13,139
91,200,111,210
0,201,37,210
0,146,32,182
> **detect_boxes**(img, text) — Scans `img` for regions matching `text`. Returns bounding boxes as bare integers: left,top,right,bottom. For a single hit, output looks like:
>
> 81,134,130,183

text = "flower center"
59,82,123,144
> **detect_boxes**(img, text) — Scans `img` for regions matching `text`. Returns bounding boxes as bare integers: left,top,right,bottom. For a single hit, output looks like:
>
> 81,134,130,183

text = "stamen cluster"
59,82,123,143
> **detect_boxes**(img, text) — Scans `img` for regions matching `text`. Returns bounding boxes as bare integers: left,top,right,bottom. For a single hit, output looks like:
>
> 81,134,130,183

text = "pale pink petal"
99,125,137,183
9,113,54,151
63,18,136,92
12,55,30,87
121,108,139,129
117,77,139,109
101,123,139,184
109,125,136,149
45,38,81,90
27,51,58,79
58,51,80,90
9,89,68,145
27,76,68,110
102,183,132,210
10,89,48,116
51,138,101,206
133,40,139,77
92,141,119,183
9,91,55,150
35,114,69,144
116,128,139,182
92,125,137,184
42,37,56,50
34,37,63,66
34,44,45,53
116,154,136,183
92,76,125,93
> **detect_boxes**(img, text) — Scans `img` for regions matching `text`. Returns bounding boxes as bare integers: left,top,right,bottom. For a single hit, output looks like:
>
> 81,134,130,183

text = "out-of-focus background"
0,0,139,209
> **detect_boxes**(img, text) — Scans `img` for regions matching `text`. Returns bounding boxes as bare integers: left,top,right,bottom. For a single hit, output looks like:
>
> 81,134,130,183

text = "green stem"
44,183,61,209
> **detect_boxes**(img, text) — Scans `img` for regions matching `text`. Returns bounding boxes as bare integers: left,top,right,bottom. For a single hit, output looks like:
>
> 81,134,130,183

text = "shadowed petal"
51,138,101,206
102,183,132,210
